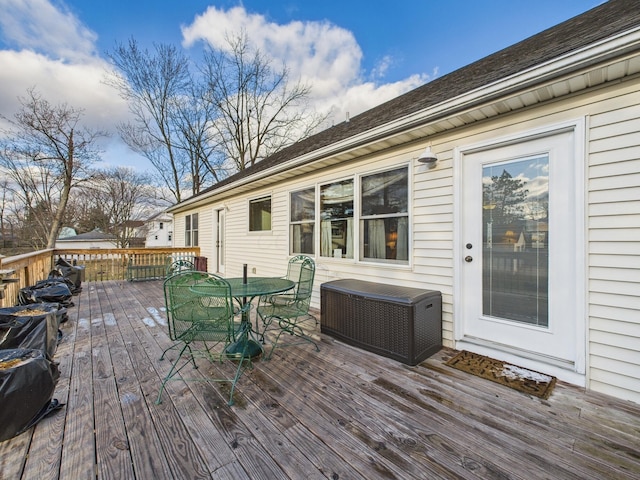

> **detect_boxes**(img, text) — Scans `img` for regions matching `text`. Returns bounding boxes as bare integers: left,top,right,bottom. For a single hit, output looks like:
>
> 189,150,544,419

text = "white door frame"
453,119,587,385
216,207,226,274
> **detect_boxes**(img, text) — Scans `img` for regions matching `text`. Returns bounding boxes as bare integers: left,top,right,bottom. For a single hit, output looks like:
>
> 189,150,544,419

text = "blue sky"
0,0,602,170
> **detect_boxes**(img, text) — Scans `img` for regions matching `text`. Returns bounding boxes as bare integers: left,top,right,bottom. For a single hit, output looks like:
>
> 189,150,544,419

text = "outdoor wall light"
417,145,438,168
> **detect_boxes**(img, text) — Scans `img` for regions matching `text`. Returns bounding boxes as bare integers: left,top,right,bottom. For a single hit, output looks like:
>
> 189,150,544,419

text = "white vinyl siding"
222,194,285,279
587,94,640,403
413,154,455,345
197,209,214,271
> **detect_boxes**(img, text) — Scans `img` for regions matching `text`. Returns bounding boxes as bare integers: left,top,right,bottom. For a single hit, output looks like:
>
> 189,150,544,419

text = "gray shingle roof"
57,228,116,241
189,0,640,201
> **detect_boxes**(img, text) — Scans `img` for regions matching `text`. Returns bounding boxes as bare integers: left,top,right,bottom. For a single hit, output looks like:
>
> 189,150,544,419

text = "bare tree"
172,83,229,193
106,39,193,203
106,34,328,202
64,189,110,235
0,88,105,248
0,178,15,248
81,167,158,248
0,162,57,248
201,32,328,171
0,177,32,251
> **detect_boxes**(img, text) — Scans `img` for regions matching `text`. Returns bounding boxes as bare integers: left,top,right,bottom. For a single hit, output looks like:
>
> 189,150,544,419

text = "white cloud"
0,0,127,125
182,6,362,88
320,74,429,125
0,50,128,128
181,6,430,124
0,48,148,170
371,55,393,80
0,0,143,168
0,0,97,61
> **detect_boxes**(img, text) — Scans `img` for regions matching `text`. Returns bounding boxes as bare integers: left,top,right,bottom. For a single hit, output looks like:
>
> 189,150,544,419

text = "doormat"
446,350,556,399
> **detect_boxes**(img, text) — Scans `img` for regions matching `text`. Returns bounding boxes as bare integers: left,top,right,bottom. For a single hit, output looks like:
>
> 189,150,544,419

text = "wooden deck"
1,279,640,479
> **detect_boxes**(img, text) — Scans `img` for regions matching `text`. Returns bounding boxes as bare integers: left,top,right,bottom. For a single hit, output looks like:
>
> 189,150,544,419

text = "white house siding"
206,151,455,319
586,84,640,403
173,215,186,247
54,240,116,249
171,77,640,404
217,192,277,276
413,156,455,345
145,217,173,247
432,79,640,403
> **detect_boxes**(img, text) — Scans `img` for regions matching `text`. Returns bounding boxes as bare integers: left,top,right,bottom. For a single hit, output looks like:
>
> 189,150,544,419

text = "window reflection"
360,167,409,262
320,179,353,258
290,188,315,254
482,156,549,327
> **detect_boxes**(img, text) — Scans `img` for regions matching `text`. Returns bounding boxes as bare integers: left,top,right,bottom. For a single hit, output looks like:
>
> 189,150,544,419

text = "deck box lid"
321,279,440,305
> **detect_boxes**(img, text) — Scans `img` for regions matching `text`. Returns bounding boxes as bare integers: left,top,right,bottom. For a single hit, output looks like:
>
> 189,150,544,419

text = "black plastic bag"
0,348,61,442
0,304,64,359
45,271,77,293
53,258,83,294
18,280,73,308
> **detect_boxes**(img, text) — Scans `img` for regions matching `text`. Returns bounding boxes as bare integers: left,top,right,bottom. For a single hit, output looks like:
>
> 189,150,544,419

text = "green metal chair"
165,257,196,277
257,255,318,359
157,271,250,406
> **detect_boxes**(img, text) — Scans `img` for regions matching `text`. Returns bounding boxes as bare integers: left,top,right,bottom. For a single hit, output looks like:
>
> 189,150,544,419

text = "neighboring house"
56,224,146,249
55,228,118,249
144,211,173,247
167,1,640,404
122,220,146,248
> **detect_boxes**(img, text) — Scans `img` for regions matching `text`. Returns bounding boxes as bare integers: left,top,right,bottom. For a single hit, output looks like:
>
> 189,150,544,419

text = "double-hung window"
360,166,409,262
185,213,199,247
290,188,315,254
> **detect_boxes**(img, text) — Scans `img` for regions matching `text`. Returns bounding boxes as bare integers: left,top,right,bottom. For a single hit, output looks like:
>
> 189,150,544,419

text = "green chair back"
257,255,317,359
165,257,196,277
286,255,315,299
163,271,234,343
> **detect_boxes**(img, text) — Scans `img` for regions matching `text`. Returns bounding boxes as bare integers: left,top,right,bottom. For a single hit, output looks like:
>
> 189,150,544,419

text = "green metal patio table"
191,276,294,358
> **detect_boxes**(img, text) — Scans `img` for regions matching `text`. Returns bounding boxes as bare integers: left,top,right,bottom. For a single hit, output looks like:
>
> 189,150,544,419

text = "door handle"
465,256,473,263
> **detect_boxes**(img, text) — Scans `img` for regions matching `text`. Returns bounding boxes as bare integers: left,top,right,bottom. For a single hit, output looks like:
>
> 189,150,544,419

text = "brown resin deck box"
320,279,442,365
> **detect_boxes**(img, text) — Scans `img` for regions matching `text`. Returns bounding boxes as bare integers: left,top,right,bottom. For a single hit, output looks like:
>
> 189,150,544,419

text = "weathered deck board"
1,279,639,479
59,281,96,480
92,283,138,480
97,281,176,479
261,346,508,479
